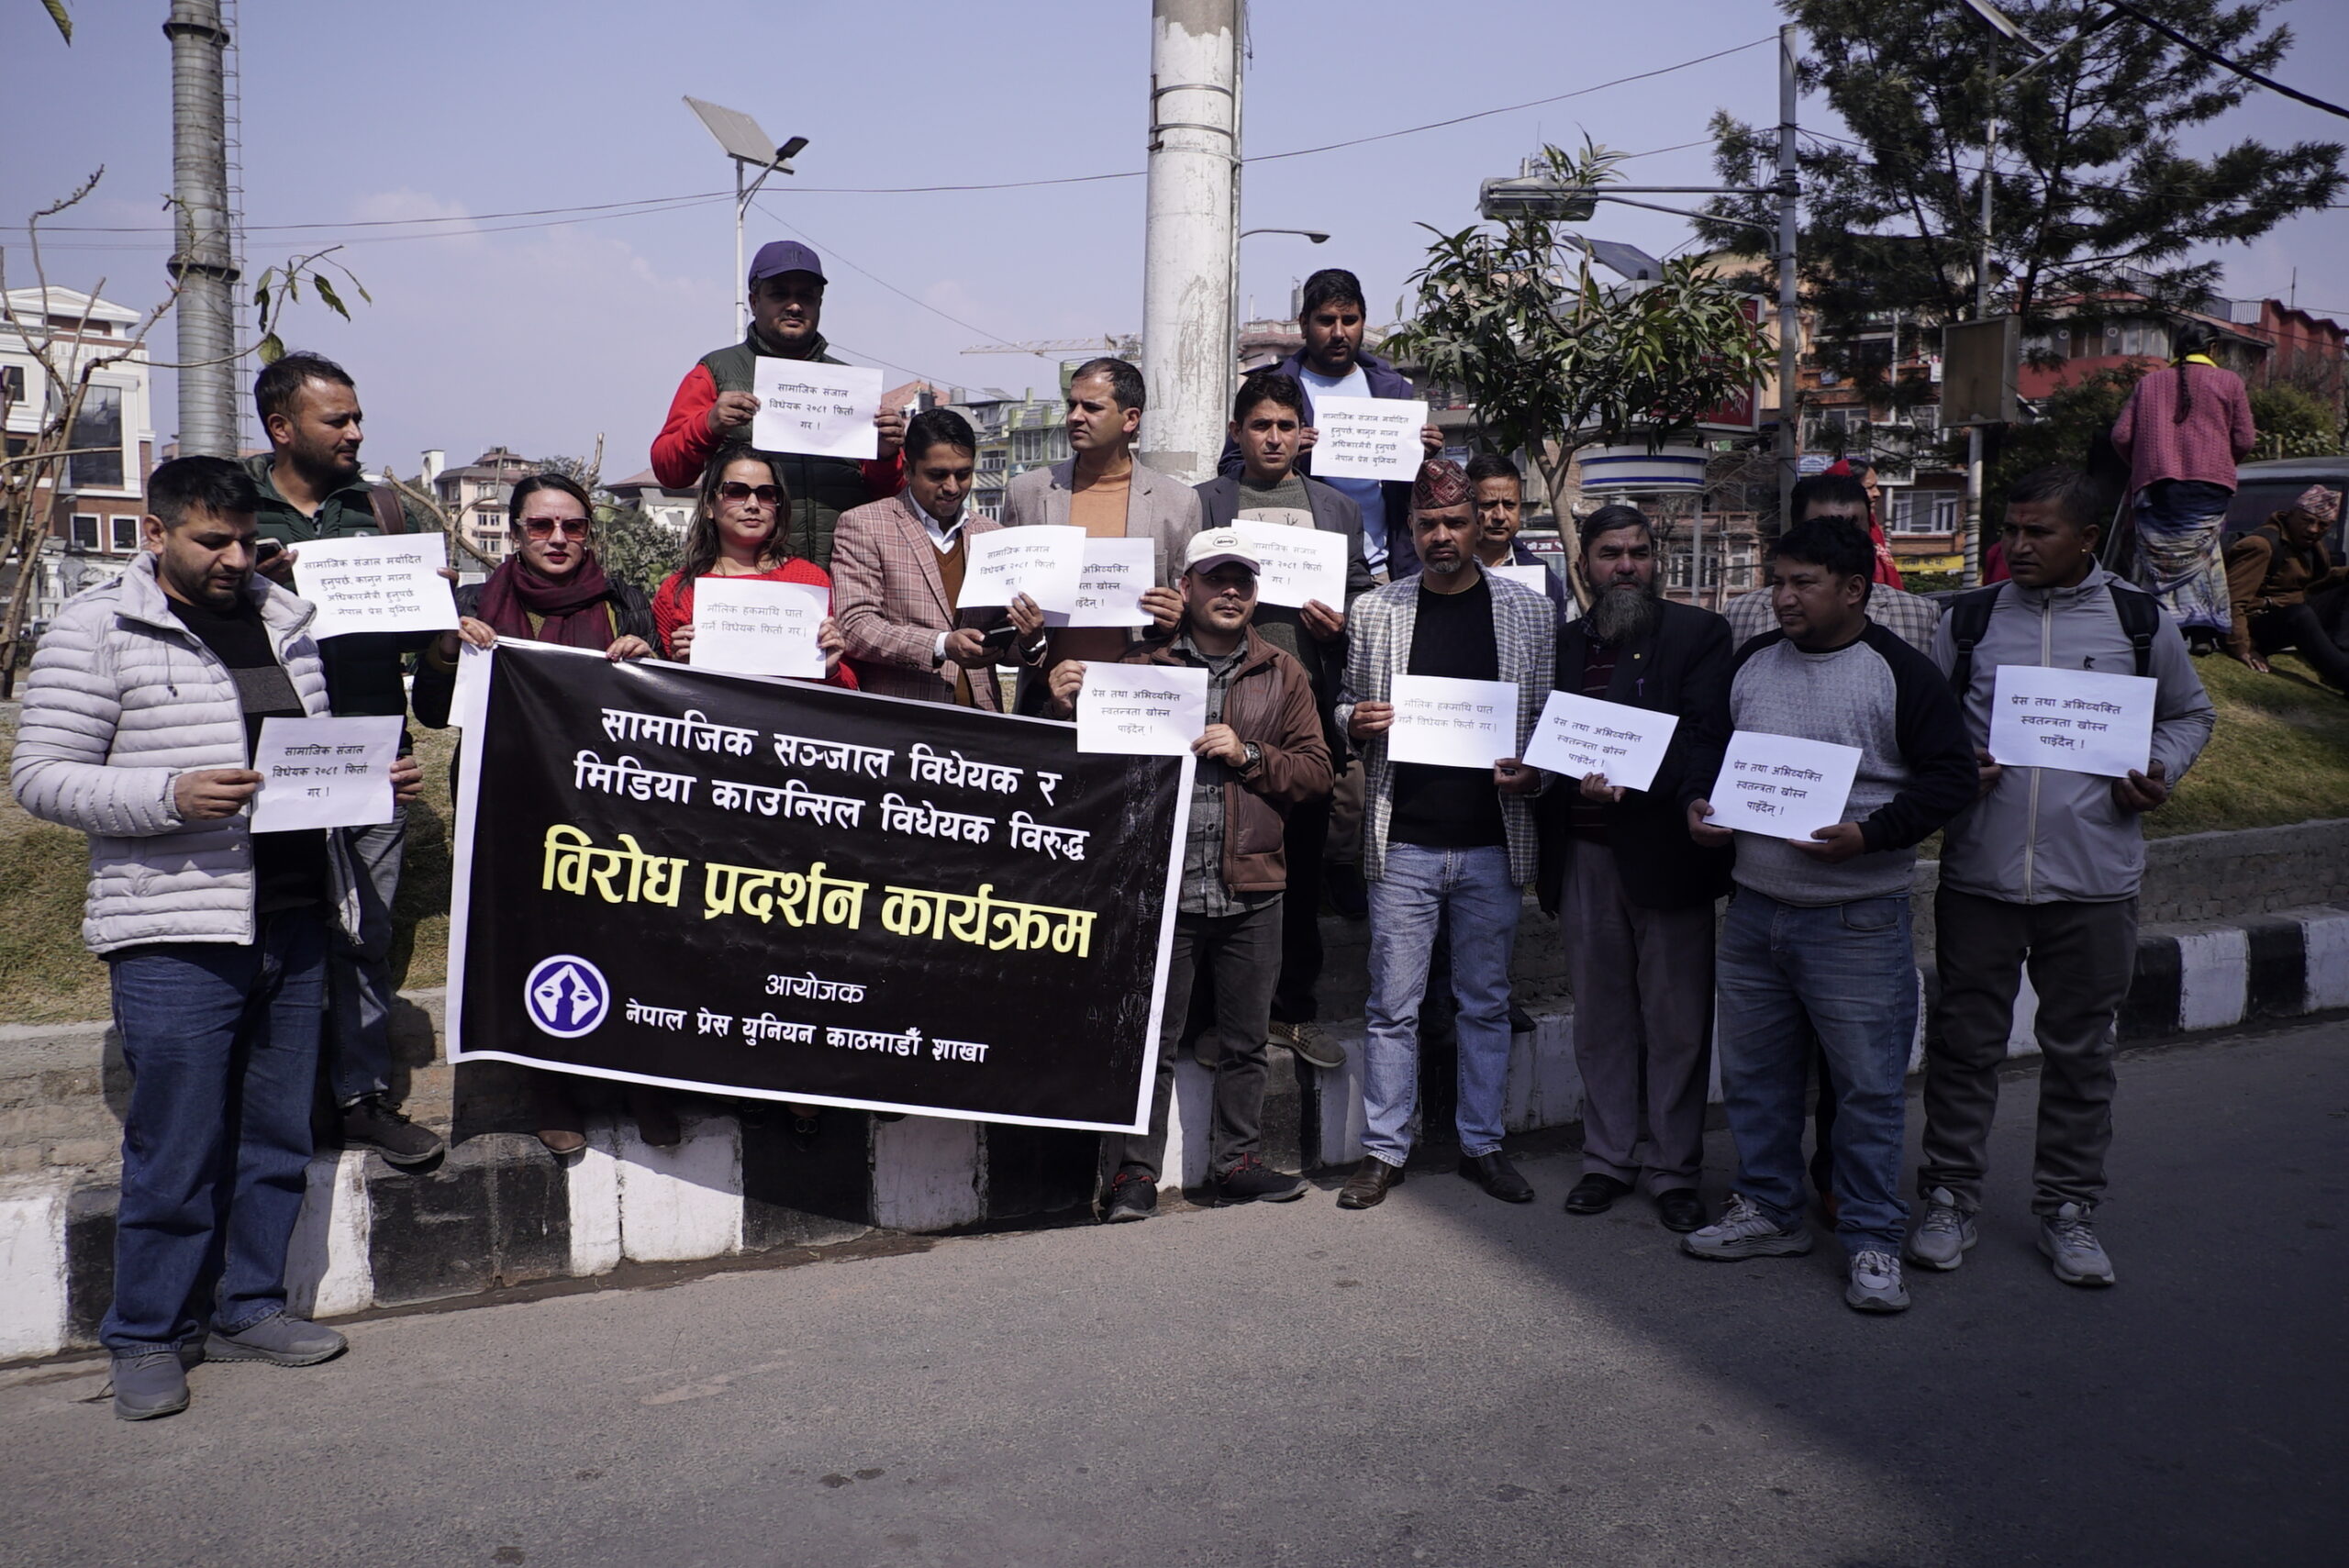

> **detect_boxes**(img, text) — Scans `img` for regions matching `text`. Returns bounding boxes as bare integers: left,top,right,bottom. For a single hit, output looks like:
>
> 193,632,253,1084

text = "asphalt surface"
3,1022,2343,1568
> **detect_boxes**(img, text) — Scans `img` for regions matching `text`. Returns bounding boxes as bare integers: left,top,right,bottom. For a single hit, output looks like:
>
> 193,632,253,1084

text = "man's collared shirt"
917,500,966,554
1169,631,1275,919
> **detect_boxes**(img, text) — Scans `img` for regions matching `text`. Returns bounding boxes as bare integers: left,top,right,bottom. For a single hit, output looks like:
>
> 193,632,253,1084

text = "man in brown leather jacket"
2223,483,2349,694
1048,528,1333,1219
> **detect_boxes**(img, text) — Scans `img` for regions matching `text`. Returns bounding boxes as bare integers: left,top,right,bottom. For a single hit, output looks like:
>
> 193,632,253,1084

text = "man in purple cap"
2222,482,2349,692
652,239,907,568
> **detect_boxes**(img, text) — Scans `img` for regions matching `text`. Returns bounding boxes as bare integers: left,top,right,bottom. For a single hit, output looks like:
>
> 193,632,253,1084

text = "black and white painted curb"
3,903,2342,1364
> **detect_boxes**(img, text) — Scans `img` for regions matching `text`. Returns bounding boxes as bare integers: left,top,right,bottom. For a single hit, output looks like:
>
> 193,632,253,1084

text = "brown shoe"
628,1086,683,1149
530,1073,587,1157
1336,1157,1405,1209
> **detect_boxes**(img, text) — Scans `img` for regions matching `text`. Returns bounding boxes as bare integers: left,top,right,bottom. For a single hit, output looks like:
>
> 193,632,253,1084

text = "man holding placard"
833,408,1043,710
1333,460,1553,1210
651,240,907,567
1681,517,1974,1312
1048,530,1331,1218
1917,468,2213,1289
244,352,449,1171
12,458,426,1418
1532,504,1732,1234
1218,268,1442,577
1198,370,1376,1071
1469,454,1573,629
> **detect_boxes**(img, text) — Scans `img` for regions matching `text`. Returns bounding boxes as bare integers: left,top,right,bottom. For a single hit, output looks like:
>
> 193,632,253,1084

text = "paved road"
4,1023,2343,1568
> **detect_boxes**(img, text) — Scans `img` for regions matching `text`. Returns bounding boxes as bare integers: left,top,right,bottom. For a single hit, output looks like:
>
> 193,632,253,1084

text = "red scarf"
476,554,618,650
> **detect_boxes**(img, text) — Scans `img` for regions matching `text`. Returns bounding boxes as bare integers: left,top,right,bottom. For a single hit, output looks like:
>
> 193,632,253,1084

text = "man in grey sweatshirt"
1679,517,1976,1313
1912,467,2214,1289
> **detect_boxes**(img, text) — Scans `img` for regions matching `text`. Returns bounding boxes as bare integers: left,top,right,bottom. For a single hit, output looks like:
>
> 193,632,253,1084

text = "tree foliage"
1703,1,2344,392
2248,383,2342,459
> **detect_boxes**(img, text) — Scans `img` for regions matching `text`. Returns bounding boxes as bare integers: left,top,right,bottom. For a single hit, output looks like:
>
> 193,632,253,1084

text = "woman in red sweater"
651,450,856,686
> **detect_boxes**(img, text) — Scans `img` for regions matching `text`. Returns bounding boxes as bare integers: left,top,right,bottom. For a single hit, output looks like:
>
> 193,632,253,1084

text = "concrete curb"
2,900,2342,1365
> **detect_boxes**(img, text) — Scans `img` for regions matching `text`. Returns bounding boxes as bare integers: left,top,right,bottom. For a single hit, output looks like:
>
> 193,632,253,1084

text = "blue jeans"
102,910,328,1352
1716,889,1915,1255
1364,844,1520,1165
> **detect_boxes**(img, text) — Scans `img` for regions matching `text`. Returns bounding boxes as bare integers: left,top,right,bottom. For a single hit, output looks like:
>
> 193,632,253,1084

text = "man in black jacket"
1537,506,1731,1234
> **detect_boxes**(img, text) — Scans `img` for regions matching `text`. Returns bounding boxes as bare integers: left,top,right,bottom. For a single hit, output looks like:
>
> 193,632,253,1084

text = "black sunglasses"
718,482,784,506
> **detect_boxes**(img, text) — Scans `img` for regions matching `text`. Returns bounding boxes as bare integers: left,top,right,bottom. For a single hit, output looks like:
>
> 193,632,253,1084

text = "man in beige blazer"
1001,358,1203,702
833,408,1042,709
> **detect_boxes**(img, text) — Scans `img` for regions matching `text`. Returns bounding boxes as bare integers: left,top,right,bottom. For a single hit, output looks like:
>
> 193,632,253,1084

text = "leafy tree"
1703,1,2345,394
2248,383,2342,459
1386,141,1774,577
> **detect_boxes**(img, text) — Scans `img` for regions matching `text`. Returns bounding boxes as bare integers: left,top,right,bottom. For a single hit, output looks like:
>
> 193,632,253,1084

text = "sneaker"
339,1094,445,1168
2039,1202,2116,1287
204,1312,348,1367
1904,1186,1979,1272
1101,1169,1157,1223
1681,1194,1814,1261
108,1350,190,1421
1269,1019,1347,1071
1214,1154,1307,1206
1845,1250,1912,1313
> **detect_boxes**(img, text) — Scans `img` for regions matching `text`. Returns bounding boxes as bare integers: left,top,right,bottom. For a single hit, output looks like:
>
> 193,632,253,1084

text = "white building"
430,445,538,564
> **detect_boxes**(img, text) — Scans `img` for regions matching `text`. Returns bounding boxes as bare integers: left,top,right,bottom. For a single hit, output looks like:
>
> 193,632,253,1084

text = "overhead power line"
2096,0,2349,123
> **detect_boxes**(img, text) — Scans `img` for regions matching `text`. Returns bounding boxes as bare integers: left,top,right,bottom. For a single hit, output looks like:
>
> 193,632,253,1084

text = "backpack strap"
368,483,408,535
1943,584,2004,698
2106,580,2161,679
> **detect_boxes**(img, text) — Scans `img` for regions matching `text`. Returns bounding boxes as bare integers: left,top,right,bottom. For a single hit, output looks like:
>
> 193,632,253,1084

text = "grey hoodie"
1933,563,2215,905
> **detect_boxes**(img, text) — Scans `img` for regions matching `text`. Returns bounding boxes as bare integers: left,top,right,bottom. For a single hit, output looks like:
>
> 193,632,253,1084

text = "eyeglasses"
718,482,784,506
519,517,591,539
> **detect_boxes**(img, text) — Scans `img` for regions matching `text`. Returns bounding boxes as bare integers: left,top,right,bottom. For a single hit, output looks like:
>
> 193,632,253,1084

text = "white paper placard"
290,533,458,641
450,640,493,731
751,360,885,460
1227,519,1347,609
1704,729,1862,840
1045,536,1156,628
1076,662,1208,757
250,715,402,833
955,525,1085,614
1488,562,1552,595
1387,674,1520,770
1987,664,2156,779
1523,692,1679,794
690,576,829,679
1309,395,1430,484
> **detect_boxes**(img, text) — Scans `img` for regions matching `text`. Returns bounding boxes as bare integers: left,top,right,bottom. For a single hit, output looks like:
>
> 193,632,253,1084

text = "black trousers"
1271,798,1330,1024
1115,899,1283,1184
2252,601,2349,690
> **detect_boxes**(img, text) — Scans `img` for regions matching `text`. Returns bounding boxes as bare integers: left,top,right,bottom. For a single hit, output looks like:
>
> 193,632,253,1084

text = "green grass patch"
2155,651,2349,838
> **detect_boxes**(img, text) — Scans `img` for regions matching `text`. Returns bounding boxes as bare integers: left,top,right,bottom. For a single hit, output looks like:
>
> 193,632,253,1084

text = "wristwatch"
1239,741,1264,773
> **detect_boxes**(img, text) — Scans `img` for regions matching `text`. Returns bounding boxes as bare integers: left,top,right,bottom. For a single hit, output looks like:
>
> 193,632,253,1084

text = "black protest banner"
446,641,1189,1132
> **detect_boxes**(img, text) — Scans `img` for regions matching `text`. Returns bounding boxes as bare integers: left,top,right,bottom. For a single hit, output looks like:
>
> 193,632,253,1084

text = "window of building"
1889,491,1958,536
69,514,100,550
64,383,124,490
0,363,24,410
110,515,139,551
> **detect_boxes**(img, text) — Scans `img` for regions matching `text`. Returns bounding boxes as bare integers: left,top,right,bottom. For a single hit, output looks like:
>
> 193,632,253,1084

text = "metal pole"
1140,0,1241,484
1775,23,1800,531
733,159,747,339
164,0,238,458
1964,113,1995,587
1690,485,1708,608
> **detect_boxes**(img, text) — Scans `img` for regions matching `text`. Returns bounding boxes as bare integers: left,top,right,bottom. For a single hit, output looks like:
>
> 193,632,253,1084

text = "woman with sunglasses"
651,450,852,684
412,471,679,1154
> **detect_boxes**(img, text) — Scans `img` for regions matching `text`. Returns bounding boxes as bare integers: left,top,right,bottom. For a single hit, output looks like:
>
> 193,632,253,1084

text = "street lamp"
1240,228,1330,243
684,96,808,339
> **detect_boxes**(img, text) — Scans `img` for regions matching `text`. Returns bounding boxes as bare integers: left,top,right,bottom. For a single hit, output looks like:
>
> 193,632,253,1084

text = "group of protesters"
10,245,2229,1424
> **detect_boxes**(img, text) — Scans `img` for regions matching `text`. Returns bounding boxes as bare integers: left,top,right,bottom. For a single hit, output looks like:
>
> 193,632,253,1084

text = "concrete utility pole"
1139,0,1242,483
164,0,239,458
1776,22,1801,529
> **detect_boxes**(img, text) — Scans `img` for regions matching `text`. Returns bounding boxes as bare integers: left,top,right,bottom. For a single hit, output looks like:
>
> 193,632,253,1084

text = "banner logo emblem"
525,955,609,1039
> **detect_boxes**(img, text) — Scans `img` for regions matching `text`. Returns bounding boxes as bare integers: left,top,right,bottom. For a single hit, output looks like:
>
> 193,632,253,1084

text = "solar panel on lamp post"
684,96,808,339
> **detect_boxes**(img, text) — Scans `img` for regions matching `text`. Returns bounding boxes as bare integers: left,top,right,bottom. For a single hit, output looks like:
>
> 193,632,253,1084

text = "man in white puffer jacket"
11,456,420,1420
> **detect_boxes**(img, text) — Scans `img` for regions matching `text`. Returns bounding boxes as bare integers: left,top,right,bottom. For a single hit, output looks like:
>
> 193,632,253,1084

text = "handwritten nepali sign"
690,576,829,680
1309,395,1429,484
751,360,885,461
1388,674,1519,771
1076,662,1208,758
249,715,402,833
1227,519,1347,609
1705,729,1861,840
1523,692,1678,795
445,641,1192,1131
1045,536,1156,628
1488,562,1552,596
1987,664,2155,779
956,525,1085,615
289,533,458,641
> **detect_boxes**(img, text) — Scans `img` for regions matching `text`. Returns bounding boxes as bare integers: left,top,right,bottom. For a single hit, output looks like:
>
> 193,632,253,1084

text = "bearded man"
1533,503,1735,1234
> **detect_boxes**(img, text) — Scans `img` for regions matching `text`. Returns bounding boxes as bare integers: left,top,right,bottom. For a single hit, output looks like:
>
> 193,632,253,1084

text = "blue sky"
5,0,2343,479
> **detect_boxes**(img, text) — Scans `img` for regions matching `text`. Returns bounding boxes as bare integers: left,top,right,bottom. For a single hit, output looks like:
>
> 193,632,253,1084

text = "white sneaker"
1681,1193,1814,1261
1904,1186,1979,1272
1845,1250,1911,1313
2039,1202,2115,1287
